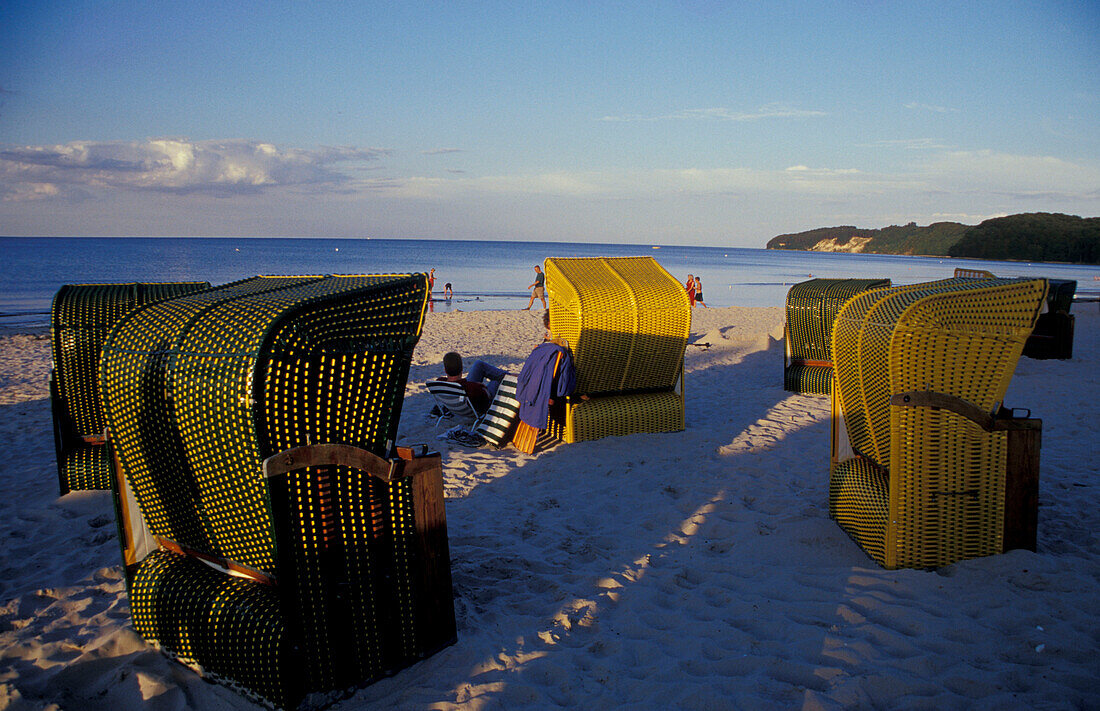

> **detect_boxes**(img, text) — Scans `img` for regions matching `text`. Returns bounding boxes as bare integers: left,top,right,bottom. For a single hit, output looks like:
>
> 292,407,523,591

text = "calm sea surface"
2,236,1098,330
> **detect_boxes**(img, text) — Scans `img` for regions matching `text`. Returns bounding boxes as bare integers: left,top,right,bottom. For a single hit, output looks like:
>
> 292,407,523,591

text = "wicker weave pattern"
545,257,690,395
785,280,827,367
130,550,288,706
60,446,113,491
177,275,421,571
540,256,688,443
52,282,211,435
53,284,137,436
783,362,833,396
829,277,1046,568
833,278,975,465
103,276,319,552
783,279,889,395
828,457,888,563
550,390,684,442
50,282,210,492
786,279,890,363
102,274,444,708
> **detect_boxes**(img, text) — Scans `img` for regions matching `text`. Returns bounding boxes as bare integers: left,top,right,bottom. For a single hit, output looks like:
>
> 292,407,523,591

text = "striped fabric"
475,374,519,447
426,380,478,426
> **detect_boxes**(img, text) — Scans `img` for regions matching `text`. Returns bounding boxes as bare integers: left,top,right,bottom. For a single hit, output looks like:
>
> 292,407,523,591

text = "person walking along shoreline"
523,265,547,310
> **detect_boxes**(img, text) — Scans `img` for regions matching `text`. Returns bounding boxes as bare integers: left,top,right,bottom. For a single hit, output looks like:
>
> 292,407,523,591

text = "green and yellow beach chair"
828,277,1047,569
783,278,890,395
50,281,209,494
540,256,690,443
102,274,455,709
953,268,1077,360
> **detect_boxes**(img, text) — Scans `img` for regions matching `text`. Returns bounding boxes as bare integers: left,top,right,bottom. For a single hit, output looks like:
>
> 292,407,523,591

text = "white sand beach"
1,306,1098,710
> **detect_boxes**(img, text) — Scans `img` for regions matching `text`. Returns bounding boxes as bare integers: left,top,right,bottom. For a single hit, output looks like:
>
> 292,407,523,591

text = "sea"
3,236,1098,331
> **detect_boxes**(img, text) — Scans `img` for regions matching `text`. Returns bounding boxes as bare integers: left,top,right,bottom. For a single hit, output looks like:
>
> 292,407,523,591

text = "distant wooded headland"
765,212,1100,264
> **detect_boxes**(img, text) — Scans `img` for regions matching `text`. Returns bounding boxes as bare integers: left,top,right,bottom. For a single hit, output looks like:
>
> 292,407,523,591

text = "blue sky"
1,1,1097,246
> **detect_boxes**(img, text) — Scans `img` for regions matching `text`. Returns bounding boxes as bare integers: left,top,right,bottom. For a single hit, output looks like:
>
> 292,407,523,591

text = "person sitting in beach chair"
436,311,571,450
433,351,493,416
433,311,554,418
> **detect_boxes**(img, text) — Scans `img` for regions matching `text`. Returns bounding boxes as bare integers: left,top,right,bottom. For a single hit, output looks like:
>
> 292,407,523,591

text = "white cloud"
0,182,60,202
923,150,1100,199
0,138,389,199
599,104,827,122
349,150,1091,236
421,148,463,155
363,164,885,202
3,139,1096,244
904,101,959,113
860,138,954,151
930,212,1009,223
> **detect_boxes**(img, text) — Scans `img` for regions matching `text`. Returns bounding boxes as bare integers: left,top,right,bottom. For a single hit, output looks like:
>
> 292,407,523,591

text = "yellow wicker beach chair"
541,256,690,443
783,278,890,395
50,281,209,494
953,267,997,279
829,277,1047,569
102,274,455,709
953,268,1077,360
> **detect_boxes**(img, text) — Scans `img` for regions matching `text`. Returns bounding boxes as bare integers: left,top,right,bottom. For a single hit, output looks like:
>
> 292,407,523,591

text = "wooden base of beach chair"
999,417,1042,553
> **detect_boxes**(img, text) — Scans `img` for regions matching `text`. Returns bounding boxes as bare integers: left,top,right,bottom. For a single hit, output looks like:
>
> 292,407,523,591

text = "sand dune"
1,306,1097,710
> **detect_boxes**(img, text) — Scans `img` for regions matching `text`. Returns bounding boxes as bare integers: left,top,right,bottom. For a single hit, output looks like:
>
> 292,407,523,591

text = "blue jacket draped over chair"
516,342,575,428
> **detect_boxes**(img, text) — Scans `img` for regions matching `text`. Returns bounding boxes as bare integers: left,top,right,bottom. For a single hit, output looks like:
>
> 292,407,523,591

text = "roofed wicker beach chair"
1023,278,1077,359
829,276,1048,569
101,274,455,710
783,278,890,395
50,281,209,494
953,268,1078,360
539,256,690,444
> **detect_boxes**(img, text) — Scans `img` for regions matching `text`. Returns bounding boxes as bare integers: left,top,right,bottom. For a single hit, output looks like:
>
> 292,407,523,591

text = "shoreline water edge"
4,236,1100,331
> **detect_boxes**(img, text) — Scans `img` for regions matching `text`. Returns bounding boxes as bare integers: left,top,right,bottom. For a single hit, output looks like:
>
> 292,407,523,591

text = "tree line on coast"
765,213,1100,264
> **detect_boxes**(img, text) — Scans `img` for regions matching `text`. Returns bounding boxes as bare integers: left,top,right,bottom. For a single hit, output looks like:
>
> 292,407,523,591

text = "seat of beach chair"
49,281,209,494
783,278,890,396
540,256,691,444
426,379,480,428
828,276,1047,569
102,273,456,709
